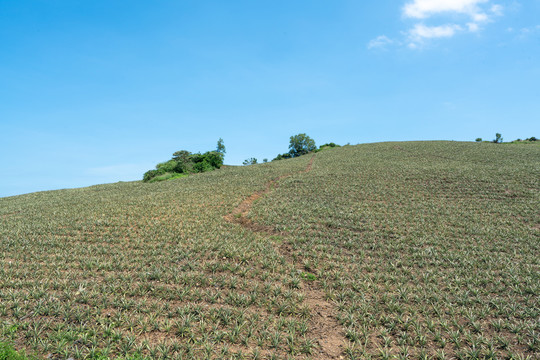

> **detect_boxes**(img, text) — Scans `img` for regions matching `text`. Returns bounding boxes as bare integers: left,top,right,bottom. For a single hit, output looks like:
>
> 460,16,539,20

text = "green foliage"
505,137,540,145
289,133,316,157
273,153,292,161
156,159,178,173
492,133,503,143
0,342,32,360
478,136,538,145
198,151,225,169
1,141,539,359
143,144,224,182
191,151,224,172
272,134,321,161
193,160,214,173
243,157,258,166
0,150,311,359
171,150,193,171
252,141,540,359
300,272,317,281
216,138,226,155
142,169,159,182
147,172,188,183
316,142,340,152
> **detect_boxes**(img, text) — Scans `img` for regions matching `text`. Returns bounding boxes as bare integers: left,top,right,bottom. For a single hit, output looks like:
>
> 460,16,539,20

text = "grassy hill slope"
1,141,539,359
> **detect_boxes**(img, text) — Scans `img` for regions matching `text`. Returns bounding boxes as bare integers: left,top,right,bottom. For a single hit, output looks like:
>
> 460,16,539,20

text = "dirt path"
224,155,345,359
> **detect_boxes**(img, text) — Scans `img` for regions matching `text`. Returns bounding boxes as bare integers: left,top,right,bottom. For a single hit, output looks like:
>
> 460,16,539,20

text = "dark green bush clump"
273,152,292,161
143,140,225,182
316,142,341,152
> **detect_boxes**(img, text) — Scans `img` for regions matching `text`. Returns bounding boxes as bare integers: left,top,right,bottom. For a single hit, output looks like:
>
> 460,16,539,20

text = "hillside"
1,141,539,359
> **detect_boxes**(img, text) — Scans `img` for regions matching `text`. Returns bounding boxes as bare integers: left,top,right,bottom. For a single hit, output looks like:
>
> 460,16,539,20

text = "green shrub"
317,142,340,152
156,160,178,173
273,153,292,161
243,158,258,165
143,141,225,182
143,169,160,182
320,142,339,148
201,151,224,169
0,342,31,360
193,160,214,173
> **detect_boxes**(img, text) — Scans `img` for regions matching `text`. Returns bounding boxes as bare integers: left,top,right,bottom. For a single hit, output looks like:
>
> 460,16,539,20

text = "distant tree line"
143,134,343,181
475,133,537,144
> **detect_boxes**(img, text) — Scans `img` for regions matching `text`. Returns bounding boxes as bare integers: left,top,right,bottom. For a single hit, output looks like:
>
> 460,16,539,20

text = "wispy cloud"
368,0,504,50
367,35,394,50
508,24,540,40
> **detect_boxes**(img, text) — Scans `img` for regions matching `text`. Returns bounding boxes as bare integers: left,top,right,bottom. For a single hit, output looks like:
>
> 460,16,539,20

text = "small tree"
475,138,482,142
289,133,316,157
216,138,226,155
243,158,257,166
492,133,503,144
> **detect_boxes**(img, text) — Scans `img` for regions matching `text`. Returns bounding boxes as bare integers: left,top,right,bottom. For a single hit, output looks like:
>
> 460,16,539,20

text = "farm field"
1,141,539,359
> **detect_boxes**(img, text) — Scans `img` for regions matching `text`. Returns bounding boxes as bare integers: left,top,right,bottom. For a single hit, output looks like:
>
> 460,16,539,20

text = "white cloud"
369,0,505,50
409,23,462,40
368,35,394,49
403,0,489,19
401,0,504,48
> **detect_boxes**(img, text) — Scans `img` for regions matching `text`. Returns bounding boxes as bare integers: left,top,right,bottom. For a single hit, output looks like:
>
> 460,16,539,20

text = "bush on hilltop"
143,140,225,183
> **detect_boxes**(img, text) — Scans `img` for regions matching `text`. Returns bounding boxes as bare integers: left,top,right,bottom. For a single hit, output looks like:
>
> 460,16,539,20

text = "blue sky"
1,0,539,197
